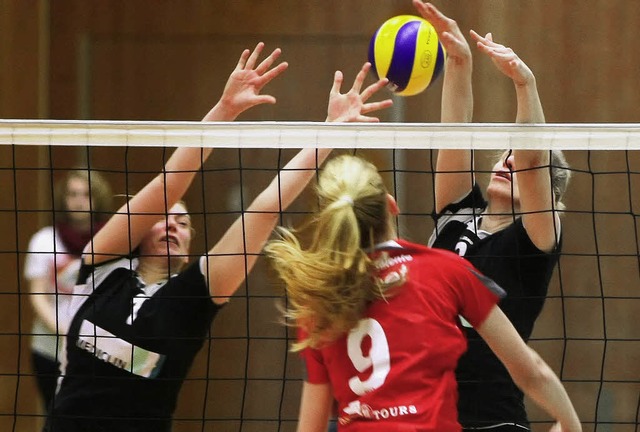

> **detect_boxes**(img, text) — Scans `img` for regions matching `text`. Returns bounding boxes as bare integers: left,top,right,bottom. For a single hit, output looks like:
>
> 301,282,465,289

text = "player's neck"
480,213,513,233
136,259,173,285
66,216,92,233
481,202,519,233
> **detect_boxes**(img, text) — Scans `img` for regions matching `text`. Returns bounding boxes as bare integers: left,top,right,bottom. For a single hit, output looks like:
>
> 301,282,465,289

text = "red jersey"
301,239,504,432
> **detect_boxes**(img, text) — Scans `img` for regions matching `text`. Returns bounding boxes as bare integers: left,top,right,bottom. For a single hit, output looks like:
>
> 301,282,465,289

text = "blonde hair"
265,155,398,351
548,150,571,211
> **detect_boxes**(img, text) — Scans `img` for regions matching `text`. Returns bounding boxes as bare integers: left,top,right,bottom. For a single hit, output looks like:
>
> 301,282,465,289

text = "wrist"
514,74,536,90
202,98,240,122
445,54,472,69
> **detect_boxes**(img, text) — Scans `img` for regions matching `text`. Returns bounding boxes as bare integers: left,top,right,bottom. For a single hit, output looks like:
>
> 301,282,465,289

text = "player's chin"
486,183,517,202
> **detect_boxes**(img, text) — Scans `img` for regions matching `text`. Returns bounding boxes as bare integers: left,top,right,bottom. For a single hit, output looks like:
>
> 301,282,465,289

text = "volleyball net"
1,120,638,431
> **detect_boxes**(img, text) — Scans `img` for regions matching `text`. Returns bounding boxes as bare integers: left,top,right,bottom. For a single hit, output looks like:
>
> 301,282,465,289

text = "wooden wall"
1,1,639,431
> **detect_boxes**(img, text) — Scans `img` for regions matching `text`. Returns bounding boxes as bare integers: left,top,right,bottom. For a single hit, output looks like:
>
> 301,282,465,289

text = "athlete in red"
303,240,502,431
266,155,581,432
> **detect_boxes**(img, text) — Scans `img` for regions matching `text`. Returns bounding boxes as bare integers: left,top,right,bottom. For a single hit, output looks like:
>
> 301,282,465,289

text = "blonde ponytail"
265,155,397,351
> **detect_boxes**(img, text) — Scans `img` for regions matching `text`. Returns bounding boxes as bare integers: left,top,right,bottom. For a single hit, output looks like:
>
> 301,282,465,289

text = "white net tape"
2,120,640,150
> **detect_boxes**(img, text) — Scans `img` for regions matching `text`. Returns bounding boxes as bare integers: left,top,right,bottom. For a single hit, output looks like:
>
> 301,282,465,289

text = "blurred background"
0,1,639,431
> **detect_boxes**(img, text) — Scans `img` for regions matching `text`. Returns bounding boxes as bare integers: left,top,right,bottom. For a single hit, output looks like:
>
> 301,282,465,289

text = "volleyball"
368,15,445,96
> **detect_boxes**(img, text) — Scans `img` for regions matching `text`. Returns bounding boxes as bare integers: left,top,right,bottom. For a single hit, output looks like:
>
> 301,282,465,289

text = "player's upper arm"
515,150,561,253
296,382,333,432
434,150,475,214
203,209,278,305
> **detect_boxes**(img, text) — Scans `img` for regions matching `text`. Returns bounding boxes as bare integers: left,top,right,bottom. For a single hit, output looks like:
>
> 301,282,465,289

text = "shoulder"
79,256,135,282
397,239,462,262
429,185,486,248
434,184,487,220
28,226,57,247
404,244,497,291
161,258,210,300
388,240,470,278
496,217,561,255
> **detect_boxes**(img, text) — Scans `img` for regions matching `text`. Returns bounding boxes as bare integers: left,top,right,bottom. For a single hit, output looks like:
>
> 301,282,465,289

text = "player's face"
486,151,520,208
65,177,92,223
140,203,193,266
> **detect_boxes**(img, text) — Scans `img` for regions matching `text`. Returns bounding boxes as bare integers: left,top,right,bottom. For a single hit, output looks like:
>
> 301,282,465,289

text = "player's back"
305,239,499,431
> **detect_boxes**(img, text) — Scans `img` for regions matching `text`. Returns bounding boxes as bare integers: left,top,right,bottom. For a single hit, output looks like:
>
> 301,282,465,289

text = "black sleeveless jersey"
428,184,561,429
45,257,221,432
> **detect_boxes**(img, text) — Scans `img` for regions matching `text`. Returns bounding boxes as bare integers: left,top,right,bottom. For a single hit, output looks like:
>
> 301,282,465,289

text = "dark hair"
54,169,113,223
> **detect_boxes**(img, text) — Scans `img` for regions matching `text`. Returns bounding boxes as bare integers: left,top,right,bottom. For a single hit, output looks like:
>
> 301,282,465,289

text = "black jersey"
428,184,561,429
45,256,221,432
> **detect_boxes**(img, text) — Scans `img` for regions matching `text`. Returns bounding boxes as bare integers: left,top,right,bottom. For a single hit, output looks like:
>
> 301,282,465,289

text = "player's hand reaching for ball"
326,62,393,123
413,1,471,67
203,42,288,121
470,30,535,88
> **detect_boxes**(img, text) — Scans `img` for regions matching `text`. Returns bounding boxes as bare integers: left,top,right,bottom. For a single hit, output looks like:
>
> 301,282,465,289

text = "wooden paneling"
0,1,45,431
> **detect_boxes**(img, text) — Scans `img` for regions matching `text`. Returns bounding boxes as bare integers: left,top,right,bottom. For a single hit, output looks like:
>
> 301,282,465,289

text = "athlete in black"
45,47,393,432
418,4,572,431
429,184,562,431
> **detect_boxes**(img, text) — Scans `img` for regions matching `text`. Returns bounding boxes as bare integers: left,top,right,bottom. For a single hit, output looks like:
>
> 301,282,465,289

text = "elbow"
511,348,552,394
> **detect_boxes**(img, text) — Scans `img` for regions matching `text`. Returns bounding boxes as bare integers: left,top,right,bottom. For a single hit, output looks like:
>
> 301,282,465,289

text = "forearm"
513,77,547,169
441,60,473,123
252,148,331,213
435,55,474,211
158,147,212,200
478,308,580,431
515,76,545,124
206,148,331,300
30,293,59,333
296,382,333,432
436,60,474,175
516,349,582,432
201,98,242,122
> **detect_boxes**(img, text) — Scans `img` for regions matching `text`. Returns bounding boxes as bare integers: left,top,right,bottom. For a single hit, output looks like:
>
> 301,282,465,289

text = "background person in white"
25,169,112,415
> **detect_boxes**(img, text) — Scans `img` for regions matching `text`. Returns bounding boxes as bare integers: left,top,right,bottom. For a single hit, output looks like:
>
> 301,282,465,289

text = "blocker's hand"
413,1,471,66
209,42,289,121
326,62,393,123
470,30,535,88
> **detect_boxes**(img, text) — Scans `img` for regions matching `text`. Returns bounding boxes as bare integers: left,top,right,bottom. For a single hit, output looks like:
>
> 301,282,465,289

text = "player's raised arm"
471,30,563,252
413,1,475,213
83,43,287,266
204,62,392,303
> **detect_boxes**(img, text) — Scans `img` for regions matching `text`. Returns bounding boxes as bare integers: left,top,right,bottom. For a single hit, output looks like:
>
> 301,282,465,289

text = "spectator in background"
25,169,113,413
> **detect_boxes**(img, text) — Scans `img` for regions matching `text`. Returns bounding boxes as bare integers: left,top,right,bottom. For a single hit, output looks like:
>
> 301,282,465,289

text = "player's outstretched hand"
413,1,471,66
205,42,288,121
470,30,534,88
326,62,393,123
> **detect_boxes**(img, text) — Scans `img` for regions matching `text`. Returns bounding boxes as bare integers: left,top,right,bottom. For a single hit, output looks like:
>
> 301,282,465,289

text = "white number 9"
347,318,391,396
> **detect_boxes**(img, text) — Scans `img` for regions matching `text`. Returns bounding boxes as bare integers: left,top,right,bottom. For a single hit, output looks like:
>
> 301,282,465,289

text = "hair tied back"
338,195,354,206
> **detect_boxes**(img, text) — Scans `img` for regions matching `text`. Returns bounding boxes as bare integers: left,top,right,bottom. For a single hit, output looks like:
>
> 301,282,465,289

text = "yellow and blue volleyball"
368,15,446,96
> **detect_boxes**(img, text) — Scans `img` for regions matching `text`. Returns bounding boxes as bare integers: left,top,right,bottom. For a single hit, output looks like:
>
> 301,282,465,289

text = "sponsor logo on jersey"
374,251,413,270
76,319,164,378
339,400,418,425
